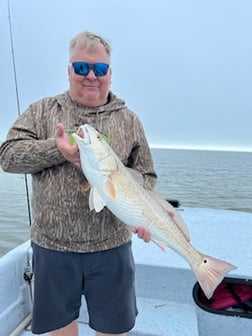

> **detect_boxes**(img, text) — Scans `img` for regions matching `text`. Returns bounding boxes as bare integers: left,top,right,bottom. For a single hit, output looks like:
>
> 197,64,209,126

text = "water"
0,149,251,257
152,149,252,213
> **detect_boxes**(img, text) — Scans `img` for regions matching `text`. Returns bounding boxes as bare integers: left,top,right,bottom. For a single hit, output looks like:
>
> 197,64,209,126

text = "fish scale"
102,170,190,251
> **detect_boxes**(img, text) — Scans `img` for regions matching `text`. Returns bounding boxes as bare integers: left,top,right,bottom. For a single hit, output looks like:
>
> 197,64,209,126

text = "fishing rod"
7,0,32,226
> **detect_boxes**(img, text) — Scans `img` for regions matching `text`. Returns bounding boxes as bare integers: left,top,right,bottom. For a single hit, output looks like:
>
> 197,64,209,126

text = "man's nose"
86,69,96,79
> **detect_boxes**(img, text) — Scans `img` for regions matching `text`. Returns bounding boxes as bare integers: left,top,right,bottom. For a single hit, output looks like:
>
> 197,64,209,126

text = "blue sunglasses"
70,61,109,77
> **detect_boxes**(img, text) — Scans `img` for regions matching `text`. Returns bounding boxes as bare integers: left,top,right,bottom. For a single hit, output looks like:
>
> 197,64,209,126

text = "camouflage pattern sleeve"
0,102,65,174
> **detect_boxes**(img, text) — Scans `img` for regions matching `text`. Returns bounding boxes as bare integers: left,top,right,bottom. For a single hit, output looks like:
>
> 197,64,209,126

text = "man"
0,31,156,336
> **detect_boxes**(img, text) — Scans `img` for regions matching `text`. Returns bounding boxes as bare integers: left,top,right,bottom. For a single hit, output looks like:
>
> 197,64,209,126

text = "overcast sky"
1,0,252,151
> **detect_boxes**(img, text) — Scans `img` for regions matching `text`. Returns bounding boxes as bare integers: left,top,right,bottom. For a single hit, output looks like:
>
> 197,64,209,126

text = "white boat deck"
2,207,252,336
20,298,199,336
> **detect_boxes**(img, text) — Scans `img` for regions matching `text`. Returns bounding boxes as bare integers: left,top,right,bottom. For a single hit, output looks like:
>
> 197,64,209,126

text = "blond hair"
69,31,111,59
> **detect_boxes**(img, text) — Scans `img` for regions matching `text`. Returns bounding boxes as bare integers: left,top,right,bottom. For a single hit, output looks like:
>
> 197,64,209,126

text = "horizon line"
0,140,251,153
150,144,252,153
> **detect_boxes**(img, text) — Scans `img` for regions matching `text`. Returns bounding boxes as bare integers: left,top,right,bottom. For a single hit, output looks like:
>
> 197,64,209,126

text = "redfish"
73,124,236,299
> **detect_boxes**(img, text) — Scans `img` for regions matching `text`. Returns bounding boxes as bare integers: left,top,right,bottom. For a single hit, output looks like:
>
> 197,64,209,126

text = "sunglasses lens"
71,62,109,77
93,63,109,76
72,62,89,75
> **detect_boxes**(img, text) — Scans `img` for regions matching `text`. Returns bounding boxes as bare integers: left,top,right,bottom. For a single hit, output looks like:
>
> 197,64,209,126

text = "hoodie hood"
58,90,126,115
55,91,128,131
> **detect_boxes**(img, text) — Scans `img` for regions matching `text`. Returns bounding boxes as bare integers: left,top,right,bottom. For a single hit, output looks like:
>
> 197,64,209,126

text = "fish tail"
191,254,237,299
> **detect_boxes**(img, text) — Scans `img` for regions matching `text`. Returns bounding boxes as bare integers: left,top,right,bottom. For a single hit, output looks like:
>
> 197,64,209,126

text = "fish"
73,124,237,299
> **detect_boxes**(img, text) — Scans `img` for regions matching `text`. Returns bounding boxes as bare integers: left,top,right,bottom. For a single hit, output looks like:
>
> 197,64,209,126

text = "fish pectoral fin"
103,177,116,199
89,187,106,212
147,190,190,241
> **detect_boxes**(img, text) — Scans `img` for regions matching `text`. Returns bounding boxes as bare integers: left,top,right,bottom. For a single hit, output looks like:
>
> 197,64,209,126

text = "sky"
1,0,252,151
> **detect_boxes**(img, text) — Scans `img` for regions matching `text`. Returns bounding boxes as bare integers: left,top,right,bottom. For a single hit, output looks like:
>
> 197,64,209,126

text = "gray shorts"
31,241,137,334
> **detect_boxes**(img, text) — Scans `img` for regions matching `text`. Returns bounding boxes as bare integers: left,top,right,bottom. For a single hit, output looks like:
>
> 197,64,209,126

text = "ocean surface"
0,148,251,257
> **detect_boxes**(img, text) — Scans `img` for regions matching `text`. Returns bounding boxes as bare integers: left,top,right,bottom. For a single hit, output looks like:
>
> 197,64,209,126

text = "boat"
0,206,251,336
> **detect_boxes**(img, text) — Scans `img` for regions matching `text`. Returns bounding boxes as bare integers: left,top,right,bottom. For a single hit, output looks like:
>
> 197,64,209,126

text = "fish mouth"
73,125,91,145
73,124,102,147
80,125,90,143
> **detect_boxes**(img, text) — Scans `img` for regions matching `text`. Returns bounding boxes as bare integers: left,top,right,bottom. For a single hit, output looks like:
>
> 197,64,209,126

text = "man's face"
68,43,111,107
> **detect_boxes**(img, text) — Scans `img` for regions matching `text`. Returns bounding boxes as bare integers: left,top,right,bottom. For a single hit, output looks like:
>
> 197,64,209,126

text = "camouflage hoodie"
0,91,157,252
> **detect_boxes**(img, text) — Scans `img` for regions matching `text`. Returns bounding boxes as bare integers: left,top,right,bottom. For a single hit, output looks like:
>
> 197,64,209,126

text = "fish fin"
165,200,190,241
89,187,106,212
191,254,237,299
127,168,144,186
152,238,167,252
147,190,190,241
103,178,117,199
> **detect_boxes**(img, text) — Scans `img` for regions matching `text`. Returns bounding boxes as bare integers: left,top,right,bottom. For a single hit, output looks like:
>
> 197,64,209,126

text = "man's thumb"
56,123,64,137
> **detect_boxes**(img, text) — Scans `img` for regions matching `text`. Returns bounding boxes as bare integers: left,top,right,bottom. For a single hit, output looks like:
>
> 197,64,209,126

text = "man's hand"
131,226,151,243
55,123,81,167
